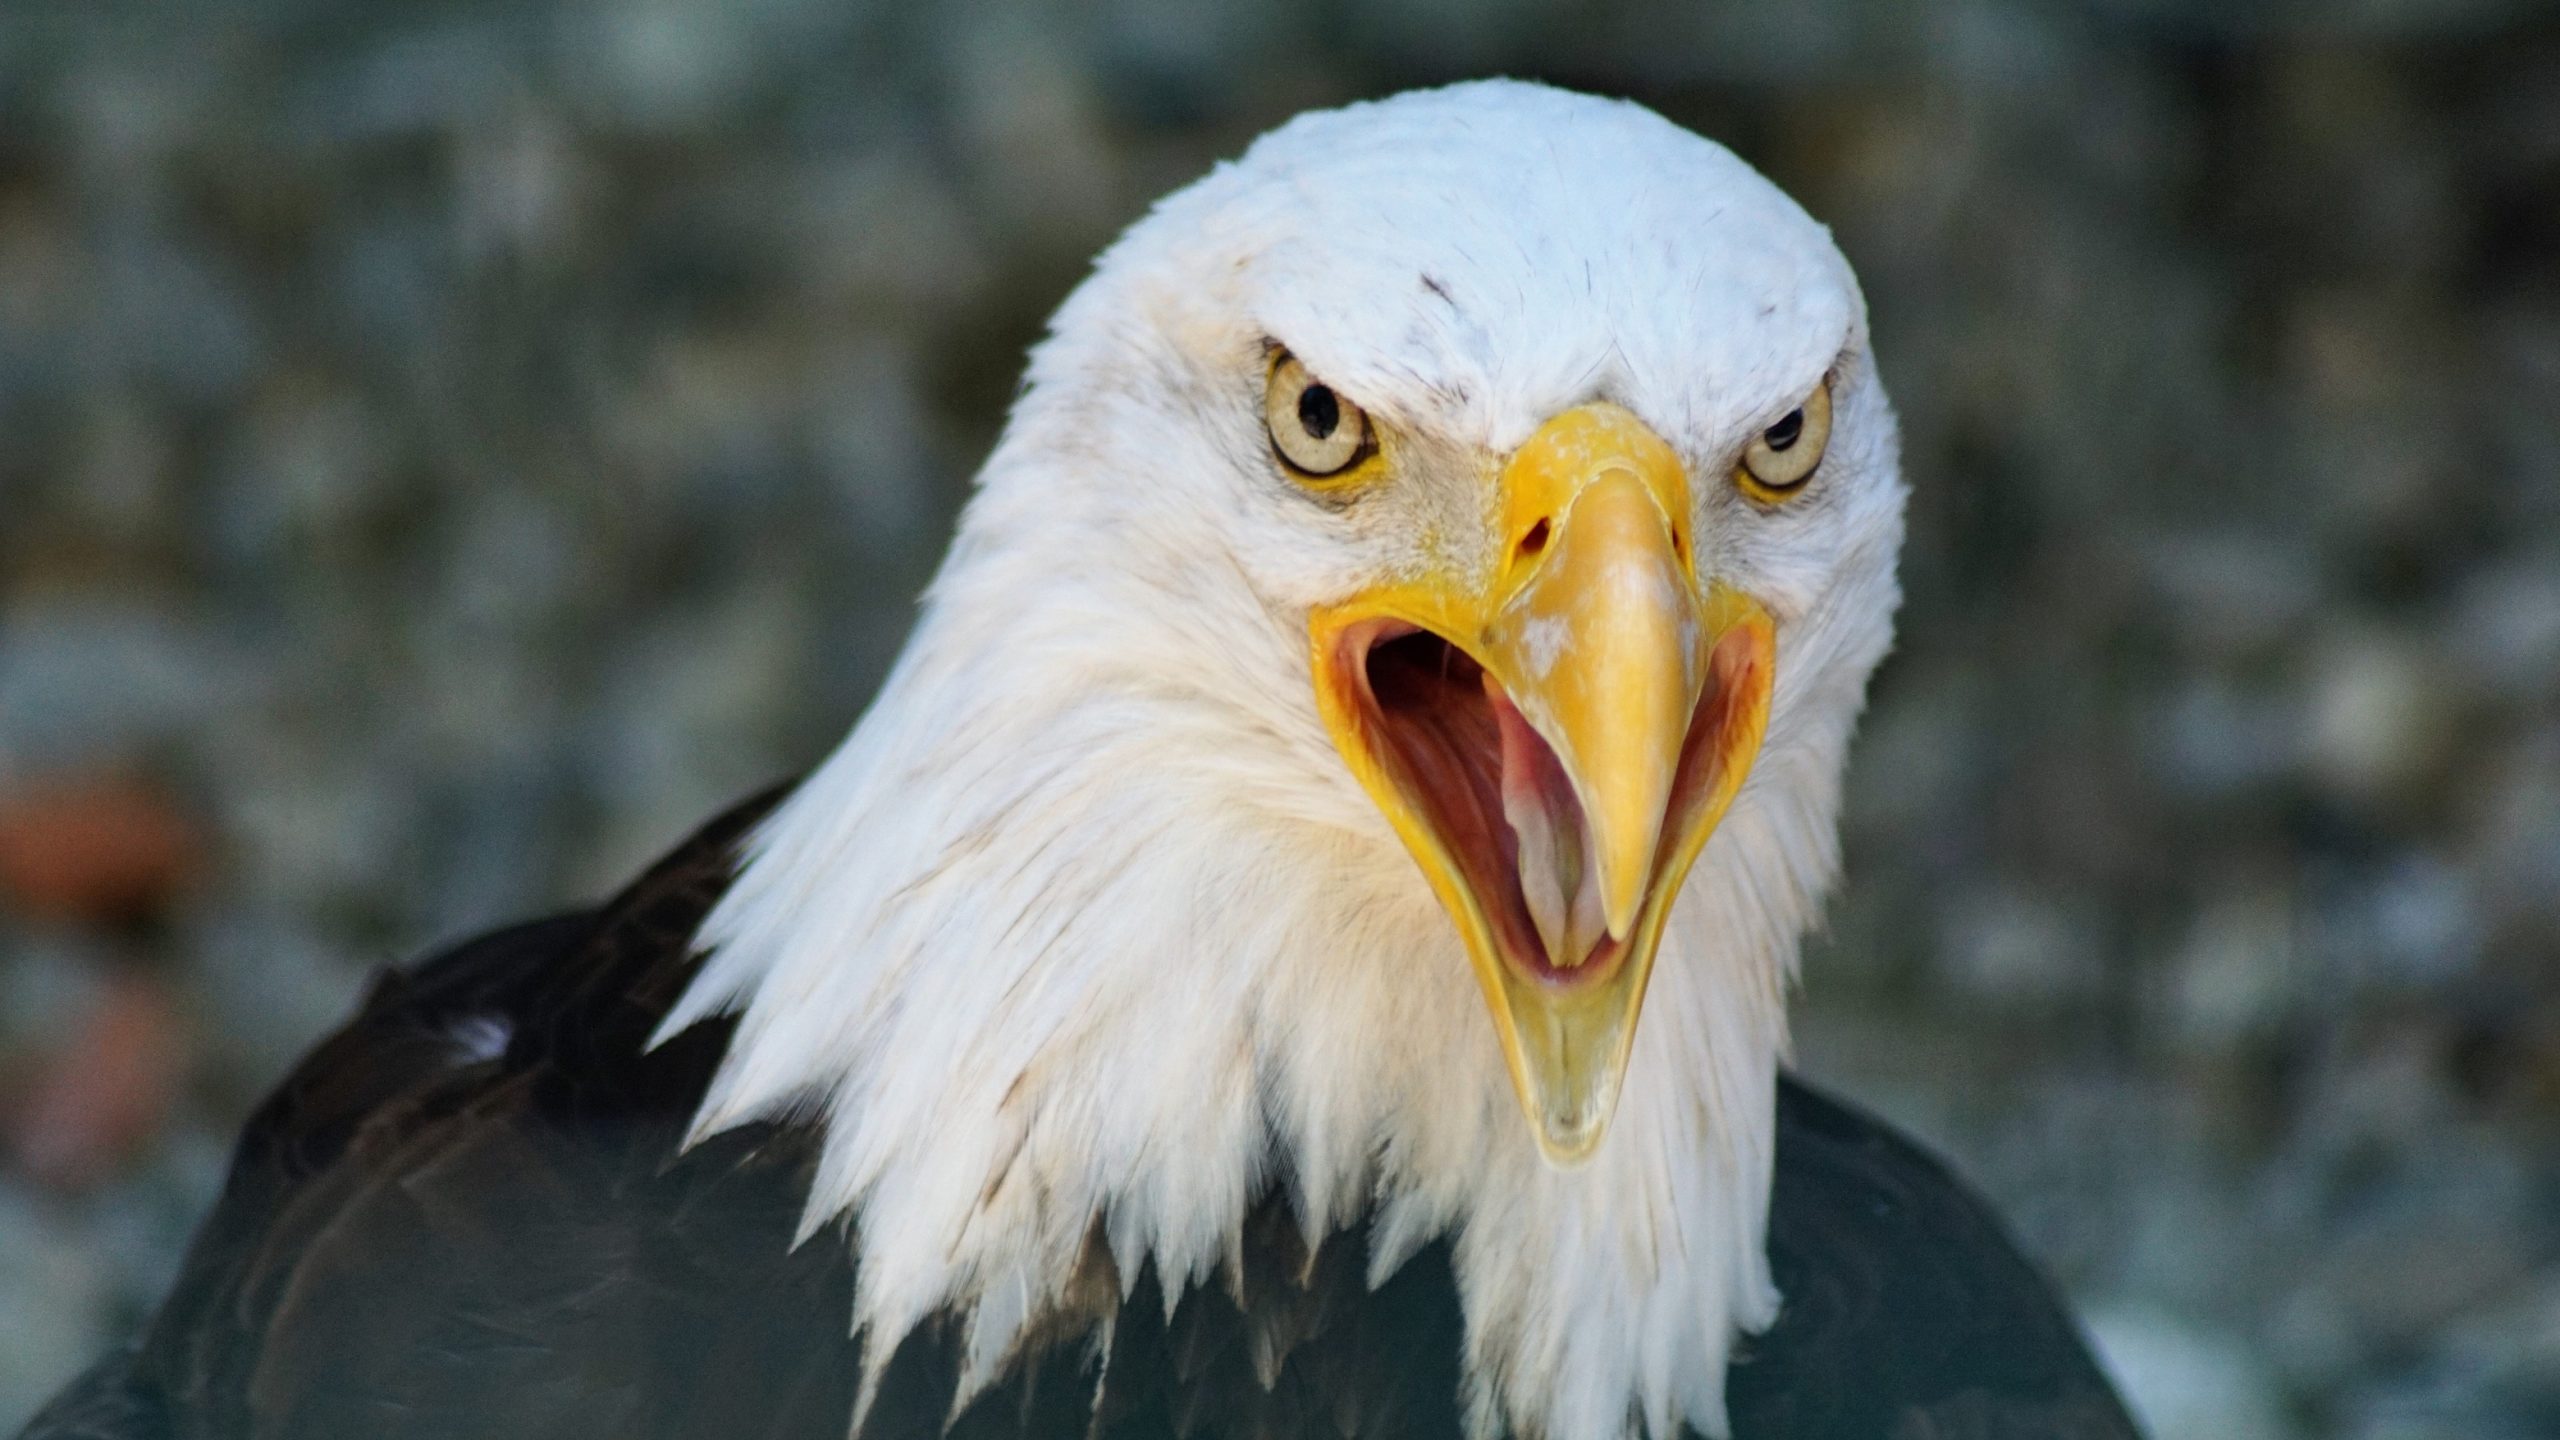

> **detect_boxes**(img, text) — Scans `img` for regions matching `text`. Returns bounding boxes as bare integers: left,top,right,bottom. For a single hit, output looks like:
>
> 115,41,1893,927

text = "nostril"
1515,518,1551,563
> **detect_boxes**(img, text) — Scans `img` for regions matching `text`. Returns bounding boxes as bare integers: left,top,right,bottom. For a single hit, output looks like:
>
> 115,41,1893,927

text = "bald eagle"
24,83,2139,1440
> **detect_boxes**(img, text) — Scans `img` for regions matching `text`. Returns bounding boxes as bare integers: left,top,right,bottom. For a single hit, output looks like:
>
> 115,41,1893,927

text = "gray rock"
2082,1301,2296,1440
0,1186,113,1435
2299,627,2464,819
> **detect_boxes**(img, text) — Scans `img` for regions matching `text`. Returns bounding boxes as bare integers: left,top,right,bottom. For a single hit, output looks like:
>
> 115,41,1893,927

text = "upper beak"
1311,404,1774,1164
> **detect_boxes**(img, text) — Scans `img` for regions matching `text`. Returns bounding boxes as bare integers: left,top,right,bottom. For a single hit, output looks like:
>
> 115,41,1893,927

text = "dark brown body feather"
20,792,2139,1440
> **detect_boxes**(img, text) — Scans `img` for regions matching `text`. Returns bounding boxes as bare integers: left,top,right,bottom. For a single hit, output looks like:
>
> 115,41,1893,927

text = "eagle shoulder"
1731,1078,2145,1439
22,789,862,1440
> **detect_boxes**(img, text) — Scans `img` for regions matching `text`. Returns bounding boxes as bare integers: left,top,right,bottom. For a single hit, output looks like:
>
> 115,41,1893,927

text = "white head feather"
662,80,1905,1440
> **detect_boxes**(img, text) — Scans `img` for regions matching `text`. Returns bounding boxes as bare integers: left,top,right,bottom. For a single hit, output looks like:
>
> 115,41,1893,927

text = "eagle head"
666,78,1905,1440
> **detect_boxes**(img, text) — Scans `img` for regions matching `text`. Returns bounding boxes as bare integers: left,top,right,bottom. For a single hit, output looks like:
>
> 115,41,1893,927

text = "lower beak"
1311,405,1774,1165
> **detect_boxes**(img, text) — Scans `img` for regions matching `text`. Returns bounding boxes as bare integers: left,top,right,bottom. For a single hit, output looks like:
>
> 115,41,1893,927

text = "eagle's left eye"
1266,353,1372,479
1737,378,1833,501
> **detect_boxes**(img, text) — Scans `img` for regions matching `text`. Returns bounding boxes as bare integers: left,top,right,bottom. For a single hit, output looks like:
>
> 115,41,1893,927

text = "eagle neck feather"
662,441,1842,1440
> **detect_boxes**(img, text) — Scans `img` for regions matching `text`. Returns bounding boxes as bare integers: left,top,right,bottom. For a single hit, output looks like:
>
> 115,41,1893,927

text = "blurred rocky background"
2,1,2556,1435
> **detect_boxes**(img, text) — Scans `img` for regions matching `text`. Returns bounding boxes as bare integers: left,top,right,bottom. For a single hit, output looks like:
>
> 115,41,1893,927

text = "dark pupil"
1763,409,1804,451
1298,385,1341,440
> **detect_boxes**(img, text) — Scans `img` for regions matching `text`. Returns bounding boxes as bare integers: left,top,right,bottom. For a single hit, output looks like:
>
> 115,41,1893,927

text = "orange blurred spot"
0,775,200,924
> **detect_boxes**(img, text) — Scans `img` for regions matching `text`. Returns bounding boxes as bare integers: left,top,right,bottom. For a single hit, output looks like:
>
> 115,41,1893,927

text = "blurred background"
2,1,2556,1435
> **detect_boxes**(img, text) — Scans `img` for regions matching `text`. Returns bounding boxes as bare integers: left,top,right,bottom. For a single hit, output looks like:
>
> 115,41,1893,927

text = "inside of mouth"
1352,624,1625,985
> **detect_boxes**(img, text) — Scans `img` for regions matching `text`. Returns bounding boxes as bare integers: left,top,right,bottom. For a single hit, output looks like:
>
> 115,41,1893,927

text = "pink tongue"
1486,678,1605,967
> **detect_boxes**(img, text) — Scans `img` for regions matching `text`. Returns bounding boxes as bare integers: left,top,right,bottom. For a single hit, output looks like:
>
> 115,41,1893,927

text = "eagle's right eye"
1266,352,1374,480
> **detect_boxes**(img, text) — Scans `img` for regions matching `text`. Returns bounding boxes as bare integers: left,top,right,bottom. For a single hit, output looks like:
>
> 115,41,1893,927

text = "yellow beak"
1311,405,1774,1164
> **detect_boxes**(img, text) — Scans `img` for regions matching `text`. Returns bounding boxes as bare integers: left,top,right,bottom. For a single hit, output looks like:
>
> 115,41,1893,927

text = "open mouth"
1303,404,1776,1161
1333,619,1754,990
